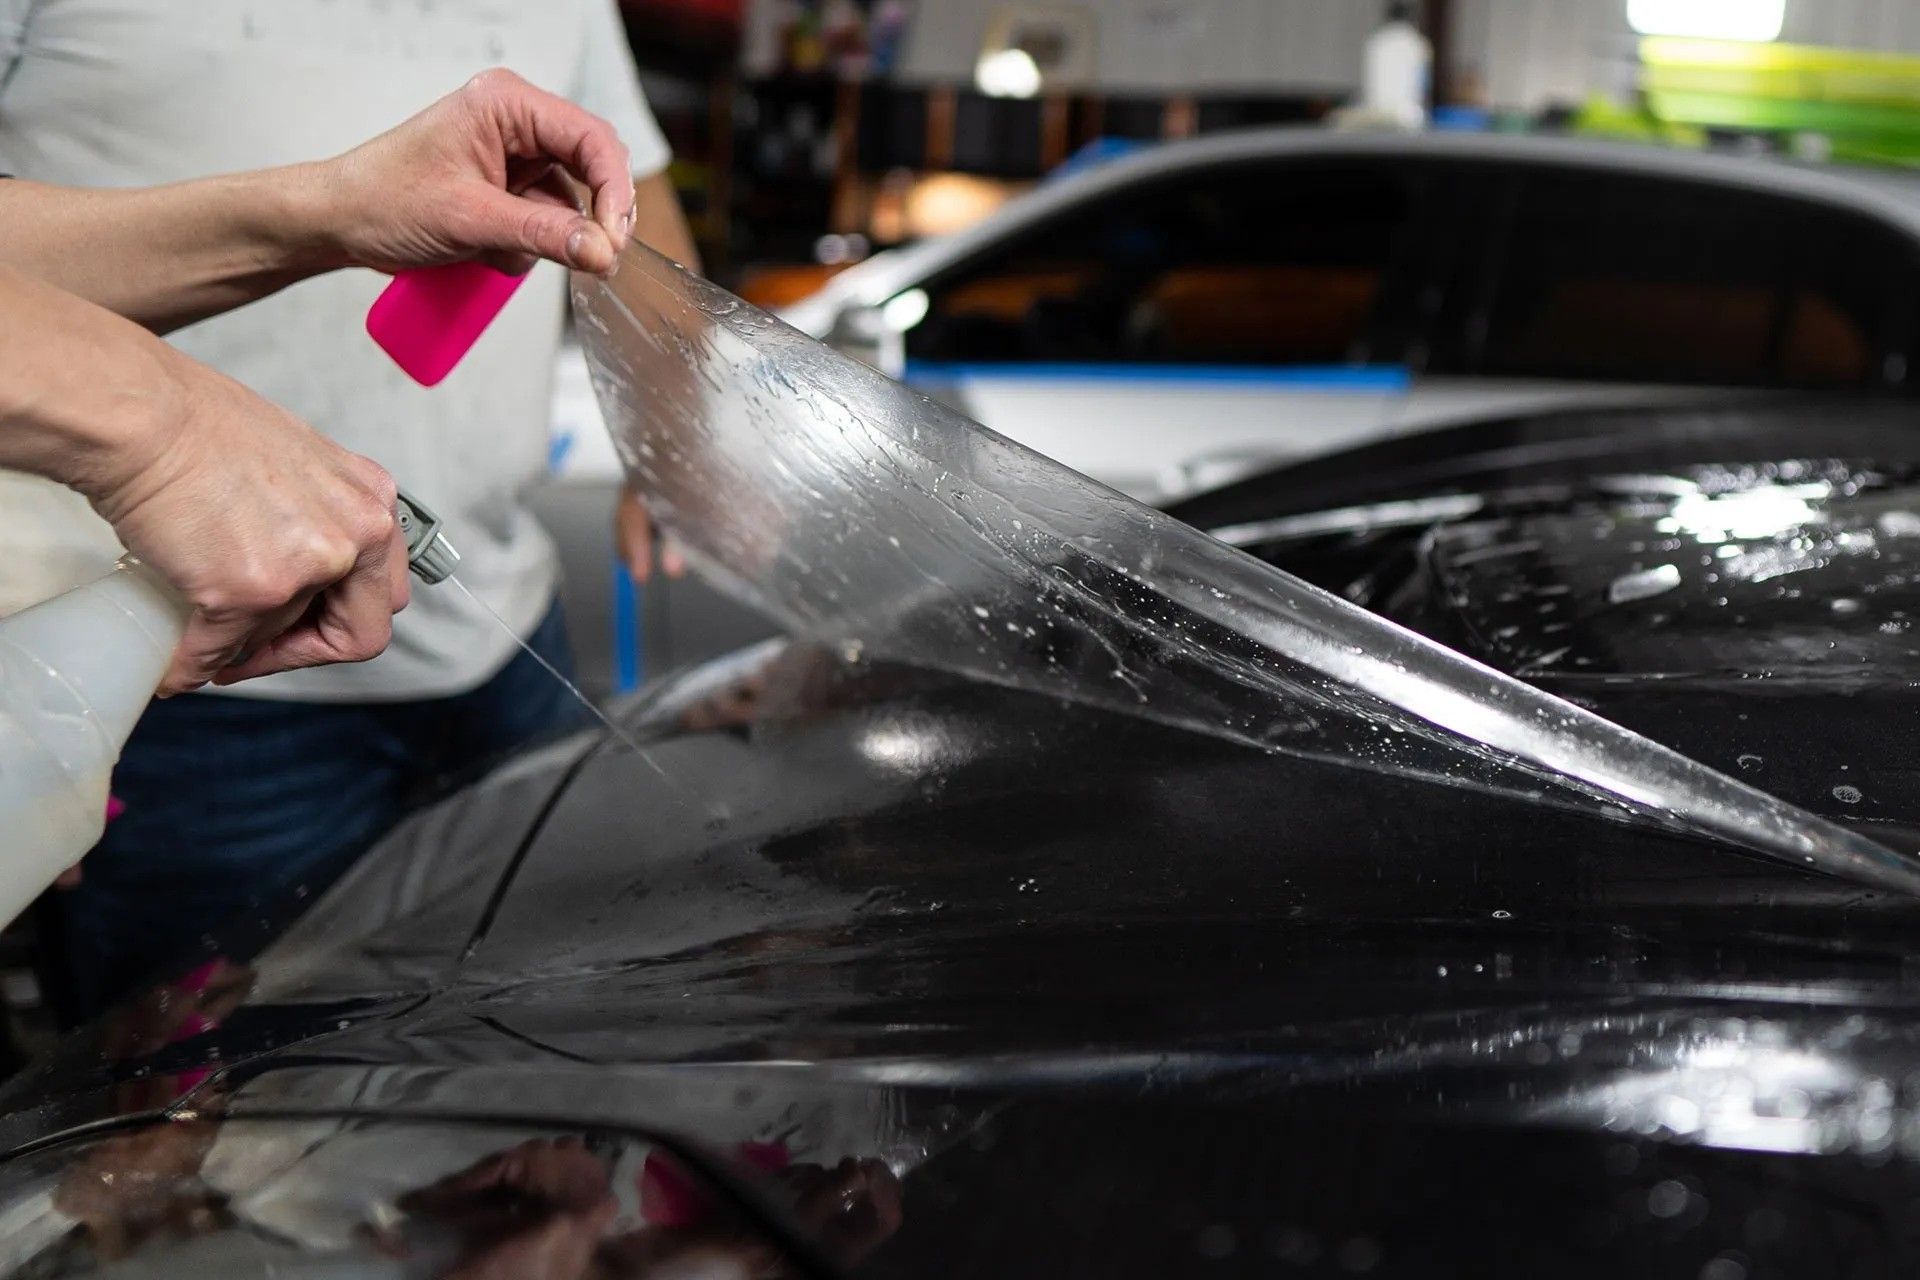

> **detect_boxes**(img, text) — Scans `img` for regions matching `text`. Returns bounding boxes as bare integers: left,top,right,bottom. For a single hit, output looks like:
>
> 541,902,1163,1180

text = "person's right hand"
87,351,409,694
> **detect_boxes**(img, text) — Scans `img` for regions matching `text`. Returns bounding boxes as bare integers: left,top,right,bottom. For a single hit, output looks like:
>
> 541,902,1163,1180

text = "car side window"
1476,170,1903,389
902,160,1422,368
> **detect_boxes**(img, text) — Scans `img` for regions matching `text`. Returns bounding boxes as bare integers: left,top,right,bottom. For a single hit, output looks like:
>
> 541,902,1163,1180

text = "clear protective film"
573,246,1920,897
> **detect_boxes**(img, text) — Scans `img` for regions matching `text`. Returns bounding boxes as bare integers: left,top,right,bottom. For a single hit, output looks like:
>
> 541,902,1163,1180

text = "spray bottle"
0,558,187,927
0,492,457,931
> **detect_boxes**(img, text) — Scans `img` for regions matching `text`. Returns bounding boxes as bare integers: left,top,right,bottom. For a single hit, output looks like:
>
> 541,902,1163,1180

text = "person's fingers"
212,522,399,683
593,175,636,257
540,112,631,252
167,604,283,695
476,175,586,276
477,247,540,277
400,1153,513,1213
386,522,413,616
859,1159,905,1235
518,178,585,212
213,588,389,682
209,625,322,685
615,488,653,583
195,963,256,1023
468,68,634,252
460,185,613,273
504,156,558,198
618,488,692,581
168,617,244,694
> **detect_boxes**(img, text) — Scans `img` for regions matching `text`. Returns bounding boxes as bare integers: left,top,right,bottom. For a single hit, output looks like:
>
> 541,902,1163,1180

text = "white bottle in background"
1362,0,1432,129
0,559,186,928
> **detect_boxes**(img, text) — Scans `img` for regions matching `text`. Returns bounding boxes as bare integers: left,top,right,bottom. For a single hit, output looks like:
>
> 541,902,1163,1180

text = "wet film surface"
572,246,1920,894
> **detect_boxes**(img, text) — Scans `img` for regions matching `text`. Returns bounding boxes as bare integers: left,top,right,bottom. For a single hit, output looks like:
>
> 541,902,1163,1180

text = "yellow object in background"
1641,37,1920,110
1637,37,1920,163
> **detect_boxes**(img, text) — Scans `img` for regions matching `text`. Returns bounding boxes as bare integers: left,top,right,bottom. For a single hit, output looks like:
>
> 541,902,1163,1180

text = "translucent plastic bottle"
1362,0,1431,129
0,560,187,928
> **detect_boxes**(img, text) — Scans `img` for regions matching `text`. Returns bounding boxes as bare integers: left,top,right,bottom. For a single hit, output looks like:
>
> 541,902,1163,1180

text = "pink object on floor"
366,262,529,386
105,796,125,822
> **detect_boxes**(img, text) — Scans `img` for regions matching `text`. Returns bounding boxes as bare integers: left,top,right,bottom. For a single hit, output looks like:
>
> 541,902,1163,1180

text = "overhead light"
1627,0,1785,41
975,47,1042,98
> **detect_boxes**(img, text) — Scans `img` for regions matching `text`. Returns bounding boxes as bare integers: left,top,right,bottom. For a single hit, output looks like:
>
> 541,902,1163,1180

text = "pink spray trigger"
366,261,529,387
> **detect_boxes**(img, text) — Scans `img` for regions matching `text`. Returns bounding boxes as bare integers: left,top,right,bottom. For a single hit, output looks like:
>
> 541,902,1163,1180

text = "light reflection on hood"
1655,484,1826,543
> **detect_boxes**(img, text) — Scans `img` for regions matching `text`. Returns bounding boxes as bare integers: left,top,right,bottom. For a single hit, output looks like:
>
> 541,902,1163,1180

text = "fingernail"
566,226,589,267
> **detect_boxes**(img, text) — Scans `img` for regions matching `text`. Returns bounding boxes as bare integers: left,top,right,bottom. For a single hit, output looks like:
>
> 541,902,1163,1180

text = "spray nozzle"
395,488,460,585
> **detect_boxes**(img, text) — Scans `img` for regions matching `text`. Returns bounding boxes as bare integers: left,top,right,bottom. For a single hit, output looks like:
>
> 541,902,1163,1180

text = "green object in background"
1569,94,1706,147
1638,36,1920,164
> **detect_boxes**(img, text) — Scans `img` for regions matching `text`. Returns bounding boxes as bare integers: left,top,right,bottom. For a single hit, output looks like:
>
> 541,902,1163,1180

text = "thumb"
464,187,616,273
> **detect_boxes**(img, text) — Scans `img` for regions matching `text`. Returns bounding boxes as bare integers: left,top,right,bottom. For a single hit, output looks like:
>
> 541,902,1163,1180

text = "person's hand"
615,484,687,585
87,351,409,694
53,1116,226,1261
778,1157,903,1265
314,68,637,278
398,1138,616,1280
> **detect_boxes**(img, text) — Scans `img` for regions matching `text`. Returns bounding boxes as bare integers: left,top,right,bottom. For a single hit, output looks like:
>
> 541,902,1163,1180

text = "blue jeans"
52,604,589,1020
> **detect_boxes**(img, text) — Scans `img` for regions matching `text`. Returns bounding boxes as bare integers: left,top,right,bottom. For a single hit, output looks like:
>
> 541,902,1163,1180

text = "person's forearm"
0,263,183,496
3,83,659,335
0,168,342,335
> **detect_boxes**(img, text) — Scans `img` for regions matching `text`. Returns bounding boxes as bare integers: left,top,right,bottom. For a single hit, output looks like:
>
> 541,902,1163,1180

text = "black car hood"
11,632,1920,1276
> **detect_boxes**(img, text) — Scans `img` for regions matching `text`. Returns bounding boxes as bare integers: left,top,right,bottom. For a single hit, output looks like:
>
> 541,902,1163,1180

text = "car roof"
785,127,1920,332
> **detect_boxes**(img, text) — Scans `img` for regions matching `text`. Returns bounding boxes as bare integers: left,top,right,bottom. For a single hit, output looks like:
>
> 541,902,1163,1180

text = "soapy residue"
571,245,1920,895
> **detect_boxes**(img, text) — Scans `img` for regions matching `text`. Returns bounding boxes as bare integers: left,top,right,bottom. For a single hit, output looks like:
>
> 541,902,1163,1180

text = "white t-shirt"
0,0,670,700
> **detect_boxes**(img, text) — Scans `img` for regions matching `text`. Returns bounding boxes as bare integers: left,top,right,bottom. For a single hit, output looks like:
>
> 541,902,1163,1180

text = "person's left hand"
311,68,637,278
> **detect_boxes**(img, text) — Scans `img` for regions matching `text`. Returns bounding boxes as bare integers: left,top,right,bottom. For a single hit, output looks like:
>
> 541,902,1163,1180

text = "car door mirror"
826,302,908,378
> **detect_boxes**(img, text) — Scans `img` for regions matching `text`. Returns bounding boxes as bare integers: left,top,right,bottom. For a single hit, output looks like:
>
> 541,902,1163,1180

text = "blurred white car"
779,129,1920,502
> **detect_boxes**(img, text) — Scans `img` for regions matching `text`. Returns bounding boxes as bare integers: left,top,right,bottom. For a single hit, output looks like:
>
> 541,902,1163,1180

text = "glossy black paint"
9,401,1920,1277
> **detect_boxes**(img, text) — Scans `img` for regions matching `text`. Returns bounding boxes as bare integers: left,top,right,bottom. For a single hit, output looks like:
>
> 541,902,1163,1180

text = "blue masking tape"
613,555,642,693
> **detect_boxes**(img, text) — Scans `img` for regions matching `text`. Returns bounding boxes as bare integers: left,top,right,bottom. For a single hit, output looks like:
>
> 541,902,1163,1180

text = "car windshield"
573,247,1920,896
